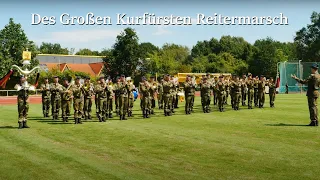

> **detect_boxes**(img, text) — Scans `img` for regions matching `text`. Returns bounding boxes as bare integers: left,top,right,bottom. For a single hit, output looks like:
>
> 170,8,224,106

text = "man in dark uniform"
253,76,259,107
119,75,129,120
246,73,255,109
61,78,72,122
258,75,266,108
200,77,212,113
292,64,320,126
183,75,196,114
163,74,174,116
216,75,226,112
268,77,276,108
50,76,63,120
70,76,85,124
83,77,94,120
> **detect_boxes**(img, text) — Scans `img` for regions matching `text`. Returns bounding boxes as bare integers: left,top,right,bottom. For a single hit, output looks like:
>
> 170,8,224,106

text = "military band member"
149,76,158,114
40,77,51,117
50,76,63,120
254,76,259,107
241,75,247,106
230,75,236,109
83,77,94,120
216,75,226,112
199,75,206,106
291,63,320,126
258,76,266,108
114,77,121,116
183,75,196,114
157,78,164,109
119,75,129,120
70,77,84,124
231,76,241,110
213,76,218,106
95,76,108,122
106,79,114,118
225,77,230,105
170,76,177,112
139,77,151,118
15,76,34,129
268,77,276,108
246,73,254,109
163,74,174,116
127,77,135,117
201,77,212,113
94,79,101,117
61,78,72,122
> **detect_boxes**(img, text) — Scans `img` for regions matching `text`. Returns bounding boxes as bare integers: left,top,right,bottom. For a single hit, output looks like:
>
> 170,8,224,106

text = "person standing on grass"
39,77,51,117
291,64,320,126
268,77,276,108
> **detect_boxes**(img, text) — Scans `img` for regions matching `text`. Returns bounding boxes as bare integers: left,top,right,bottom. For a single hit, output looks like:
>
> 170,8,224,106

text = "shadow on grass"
265,123,309,127
0,126,17,129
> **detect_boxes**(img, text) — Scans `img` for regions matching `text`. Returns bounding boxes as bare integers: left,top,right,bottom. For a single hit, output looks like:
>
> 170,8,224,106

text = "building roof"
36,54,104,64
40,62,104,77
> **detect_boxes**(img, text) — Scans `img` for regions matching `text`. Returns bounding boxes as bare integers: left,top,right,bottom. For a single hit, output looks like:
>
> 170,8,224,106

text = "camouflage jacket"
139,82,151,97
296,72,320,97
230,81,241,93
71,83,84,99
162,80,174,94
61,84,72,101
95,83,108,99
50,83,63,100
83,82,94,98
118,82,129,97
40,83,51,99
200,82,212,97
216,81,226,95
183,81,196,95
258,81,266,92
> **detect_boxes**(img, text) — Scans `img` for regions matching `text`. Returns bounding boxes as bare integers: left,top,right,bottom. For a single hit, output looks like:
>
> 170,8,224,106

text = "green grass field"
1,94,320,180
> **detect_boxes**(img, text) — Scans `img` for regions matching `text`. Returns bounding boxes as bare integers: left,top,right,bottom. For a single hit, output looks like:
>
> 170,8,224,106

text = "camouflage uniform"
201,81,212,113
127,82,135,117
258,79,266,108
157,82,163,109
254,79,259,107
171,83,177,112
216,79,226,112
61,83,72,122
213,78,218,105
149,81,158,114
139,80,151,118
231,80,242,110
71,82,84,124
113,81,121,115
15,81,31,129
95,83,108,122
40,83,51,117
268,80,276,108
163,79,174,116
50,82,63,120
241,80,247,106
107,82,114,118
225,81,230,105
118,81,129,120
246,78,255,109
83,82,94,119
183,80,196,114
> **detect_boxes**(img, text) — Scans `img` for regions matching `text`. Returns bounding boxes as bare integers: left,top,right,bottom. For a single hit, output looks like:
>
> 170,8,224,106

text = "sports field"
0,94,320,180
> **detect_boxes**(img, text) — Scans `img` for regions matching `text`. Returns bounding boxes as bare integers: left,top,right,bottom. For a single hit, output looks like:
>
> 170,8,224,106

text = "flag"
0,70,14,89
276,71,280,88
34,73,40,87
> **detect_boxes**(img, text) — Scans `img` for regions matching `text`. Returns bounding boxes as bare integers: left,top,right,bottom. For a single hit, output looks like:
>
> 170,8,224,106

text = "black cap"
219,75,224,78
99,76,105,80
248,73,252,77
20,75,25,79
44,77,49,80
165,74,170,77
206,73,210,75
203,77,208,80
150,76,155,78
311,63,319,69
76,76,81,79
142,76,146,80
63,77,68,81
85,77,90,80
53,76,58,78
121,74,125,77
260,75,264,78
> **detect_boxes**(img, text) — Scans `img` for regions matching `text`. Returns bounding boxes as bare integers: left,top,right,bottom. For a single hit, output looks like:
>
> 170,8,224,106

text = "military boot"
143,110,146,118
88,114,92,119
109,114,113,118
23,121,30,128
18,122,23,129
122,115,127,120
78,118,83,124
120,115,123,120
308,121,316,126
74,118,78,124
146,110,150,118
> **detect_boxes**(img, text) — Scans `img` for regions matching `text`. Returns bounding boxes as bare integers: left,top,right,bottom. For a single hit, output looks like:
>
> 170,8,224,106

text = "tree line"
0,11,319,85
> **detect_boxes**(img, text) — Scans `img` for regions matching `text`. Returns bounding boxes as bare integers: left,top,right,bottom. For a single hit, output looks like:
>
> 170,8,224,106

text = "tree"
139,42,159,59
75,48,100,56
294,11,320,62
0,18,39,77
103,27,140,78
39,42,69,54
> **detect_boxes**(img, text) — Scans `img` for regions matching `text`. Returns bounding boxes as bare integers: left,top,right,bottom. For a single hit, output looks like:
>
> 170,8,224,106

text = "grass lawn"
0,94,320,180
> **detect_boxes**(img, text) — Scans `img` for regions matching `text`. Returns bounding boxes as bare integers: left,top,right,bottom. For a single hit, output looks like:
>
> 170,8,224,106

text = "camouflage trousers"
213,92,218,105
254,89,259,106
308,96,318,122
269,92,276,107
107,98,113,115
171,93,177,110
84,97,92,118
98,97,108,119
95,95,99,114
201,95,211,112
218,93,226,110
258,91,265,107
73,98,84,119
51,98,61,119
241,90,247,105
115,95,120,114
185,94,194,113
42,97,50,116
247,89,254,108
233,92,241,109
157,93,163,108
17,97,29,123
163,93,172,113
128,98,134,113
141,96,151,111
61,100,71,119
225,90,229,104
119,95,128,116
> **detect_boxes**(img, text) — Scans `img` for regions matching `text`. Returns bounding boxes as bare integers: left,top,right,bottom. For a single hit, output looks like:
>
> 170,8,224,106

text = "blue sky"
0,1,319,52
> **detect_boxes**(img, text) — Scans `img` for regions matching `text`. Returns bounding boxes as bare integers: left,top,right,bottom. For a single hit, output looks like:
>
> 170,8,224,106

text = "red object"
34,73,40,87
0,70,14,89
276,72,280,88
